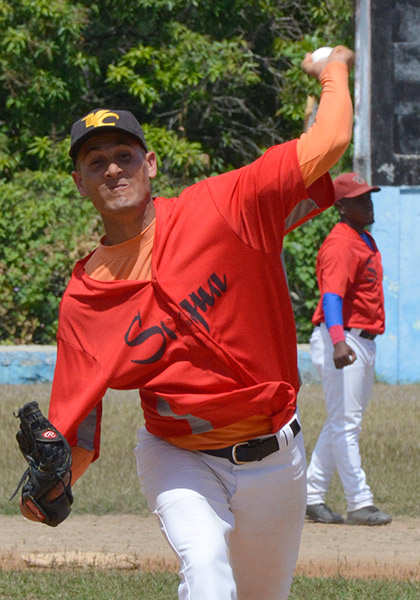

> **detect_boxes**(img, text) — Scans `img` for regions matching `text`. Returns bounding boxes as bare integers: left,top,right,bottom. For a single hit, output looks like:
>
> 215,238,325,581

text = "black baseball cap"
69,108,148,163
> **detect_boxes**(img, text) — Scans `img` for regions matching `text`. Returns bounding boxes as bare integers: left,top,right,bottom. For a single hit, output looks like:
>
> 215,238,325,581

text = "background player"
306,172,392,526
20,47,354,599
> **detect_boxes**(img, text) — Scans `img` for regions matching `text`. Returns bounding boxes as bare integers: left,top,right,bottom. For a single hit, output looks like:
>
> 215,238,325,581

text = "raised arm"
298,45,355,188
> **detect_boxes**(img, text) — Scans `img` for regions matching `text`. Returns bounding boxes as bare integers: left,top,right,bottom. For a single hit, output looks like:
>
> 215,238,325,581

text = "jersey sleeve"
283,174,334,235
323,292,344,328
317,239,359,298
48,338,108,462
206,139,334,254
297,62,353,188
283,61,353,234
322,293,346,344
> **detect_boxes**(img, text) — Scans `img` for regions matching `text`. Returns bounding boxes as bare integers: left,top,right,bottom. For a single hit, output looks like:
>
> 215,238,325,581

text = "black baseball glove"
11,401,73,527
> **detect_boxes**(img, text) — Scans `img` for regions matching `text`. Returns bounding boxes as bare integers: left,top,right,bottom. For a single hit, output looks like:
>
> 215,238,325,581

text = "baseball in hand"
311,46,333,63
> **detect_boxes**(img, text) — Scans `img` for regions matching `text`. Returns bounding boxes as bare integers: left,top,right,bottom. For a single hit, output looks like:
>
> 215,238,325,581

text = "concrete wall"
0,346,57,384
0,345,321,386
371,187,420,383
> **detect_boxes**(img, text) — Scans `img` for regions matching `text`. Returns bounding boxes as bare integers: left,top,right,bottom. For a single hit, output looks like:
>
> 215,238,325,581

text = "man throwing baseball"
19,46,354,599
306,173,392,527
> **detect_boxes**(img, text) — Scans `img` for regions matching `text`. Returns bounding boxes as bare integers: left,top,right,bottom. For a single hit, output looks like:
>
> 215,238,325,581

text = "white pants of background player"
134,417,306,600
307,323,376,512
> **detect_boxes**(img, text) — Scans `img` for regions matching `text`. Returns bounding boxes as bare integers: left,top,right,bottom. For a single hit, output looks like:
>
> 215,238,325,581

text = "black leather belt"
360,330,376,340
315,323,377,340
200,418,301,465
344,327,377,340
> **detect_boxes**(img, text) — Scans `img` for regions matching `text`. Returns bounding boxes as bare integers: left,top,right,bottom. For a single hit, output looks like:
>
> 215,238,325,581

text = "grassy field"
1,382,419,598
299,382,420,517
0,570,419,599
2,382,419,517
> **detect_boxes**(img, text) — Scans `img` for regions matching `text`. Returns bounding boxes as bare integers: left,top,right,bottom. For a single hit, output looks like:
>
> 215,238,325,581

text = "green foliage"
0,0,97,173
274,2,355,123
142,123,222,196
0,0,355,342
0,0,355,176
0,170,101,343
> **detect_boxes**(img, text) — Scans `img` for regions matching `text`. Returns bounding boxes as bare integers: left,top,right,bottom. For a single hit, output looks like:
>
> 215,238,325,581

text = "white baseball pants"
134,418,306,600
307,323,375,511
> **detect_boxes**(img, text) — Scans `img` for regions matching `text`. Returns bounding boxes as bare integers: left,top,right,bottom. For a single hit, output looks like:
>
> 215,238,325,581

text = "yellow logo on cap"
82,110,119,129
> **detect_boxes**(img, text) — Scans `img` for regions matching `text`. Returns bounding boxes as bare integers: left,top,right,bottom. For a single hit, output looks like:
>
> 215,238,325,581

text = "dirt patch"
1,514,419,580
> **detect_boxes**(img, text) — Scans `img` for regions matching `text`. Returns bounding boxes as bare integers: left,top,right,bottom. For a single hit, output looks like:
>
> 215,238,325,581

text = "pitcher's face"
72,130,157,219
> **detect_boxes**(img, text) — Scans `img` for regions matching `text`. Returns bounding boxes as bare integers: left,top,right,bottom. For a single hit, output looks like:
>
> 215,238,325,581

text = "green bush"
0,0,354,344
0,170,102,343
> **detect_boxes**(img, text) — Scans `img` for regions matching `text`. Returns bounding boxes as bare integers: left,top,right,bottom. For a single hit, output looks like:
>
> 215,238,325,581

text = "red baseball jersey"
312,222,385,333
49,140,334,459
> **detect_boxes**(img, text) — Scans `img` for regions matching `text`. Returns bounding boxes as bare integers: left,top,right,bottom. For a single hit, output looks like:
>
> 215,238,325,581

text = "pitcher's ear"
145,151,157,179
72,170,88,197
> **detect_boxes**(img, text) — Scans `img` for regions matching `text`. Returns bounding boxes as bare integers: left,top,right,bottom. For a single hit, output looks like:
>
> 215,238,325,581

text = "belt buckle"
231,441,249,465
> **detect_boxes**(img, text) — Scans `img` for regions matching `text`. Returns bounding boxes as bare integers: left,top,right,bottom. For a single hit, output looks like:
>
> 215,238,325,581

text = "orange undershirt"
83,216,154,281
74,62,352,465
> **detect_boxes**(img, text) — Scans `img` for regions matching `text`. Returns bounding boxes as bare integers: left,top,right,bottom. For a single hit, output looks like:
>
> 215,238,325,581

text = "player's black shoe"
306,503,344,524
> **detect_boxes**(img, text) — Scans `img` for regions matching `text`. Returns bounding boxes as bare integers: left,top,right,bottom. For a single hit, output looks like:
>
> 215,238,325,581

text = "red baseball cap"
333,172,380,203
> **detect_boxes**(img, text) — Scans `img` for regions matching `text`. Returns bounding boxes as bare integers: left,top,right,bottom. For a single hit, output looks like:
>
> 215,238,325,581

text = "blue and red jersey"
312,222,385,334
